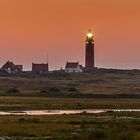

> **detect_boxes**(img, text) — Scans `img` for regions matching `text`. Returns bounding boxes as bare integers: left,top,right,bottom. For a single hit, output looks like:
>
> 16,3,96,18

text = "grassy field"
0,97,140,111
0,113,140,140
0,69,140,96
0,69,140,139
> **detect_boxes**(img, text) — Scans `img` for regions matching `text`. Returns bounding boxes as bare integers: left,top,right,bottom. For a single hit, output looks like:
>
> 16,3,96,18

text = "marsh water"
0,109,140,115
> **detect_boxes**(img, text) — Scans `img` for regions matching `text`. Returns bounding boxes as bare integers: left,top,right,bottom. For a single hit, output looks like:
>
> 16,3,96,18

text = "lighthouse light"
87,32,93,38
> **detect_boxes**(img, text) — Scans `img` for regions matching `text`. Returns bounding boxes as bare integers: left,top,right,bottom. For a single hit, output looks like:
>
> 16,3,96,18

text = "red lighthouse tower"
85,29,94,68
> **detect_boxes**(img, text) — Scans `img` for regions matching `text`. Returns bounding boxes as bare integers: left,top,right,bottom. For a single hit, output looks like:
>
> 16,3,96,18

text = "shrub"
40,90,47,93
68,87,78,92
49,87,60,92
6,88,20,93
88,130,107,140
19,118,25,122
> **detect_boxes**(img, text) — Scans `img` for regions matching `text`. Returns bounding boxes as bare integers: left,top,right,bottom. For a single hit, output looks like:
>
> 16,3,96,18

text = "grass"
0,69,140,95
0,69,140,139
0,97,139,111
0,113,140,139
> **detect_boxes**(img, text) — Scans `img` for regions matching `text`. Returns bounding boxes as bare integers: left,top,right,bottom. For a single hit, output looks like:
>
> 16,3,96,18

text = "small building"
32,63,49,74
65,62,83,73
1,61,23,73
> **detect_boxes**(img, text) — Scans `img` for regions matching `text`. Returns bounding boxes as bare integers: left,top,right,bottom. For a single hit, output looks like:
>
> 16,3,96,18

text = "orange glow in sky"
0,0,140,70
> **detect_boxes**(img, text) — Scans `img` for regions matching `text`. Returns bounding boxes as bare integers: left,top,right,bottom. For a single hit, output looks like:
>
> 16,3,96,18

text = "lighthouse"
85,29,94,68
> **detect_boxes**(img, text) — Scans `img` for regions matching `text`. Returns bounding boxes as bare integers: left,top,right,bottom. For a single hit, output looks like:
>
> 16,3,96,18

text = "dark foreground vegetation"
0,113,140,140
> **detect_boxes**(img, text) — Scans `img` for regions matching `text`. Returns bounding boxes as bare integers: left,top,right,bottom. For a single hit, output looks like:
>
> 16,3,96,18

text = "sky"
0,0,140,70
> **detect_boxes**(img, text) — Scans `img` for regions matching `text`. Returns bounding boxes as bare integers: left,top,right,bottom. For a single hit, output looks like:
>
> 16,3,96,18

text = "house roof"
1,61,23,71
32,63,49,71
65,62,79,68
2,61,15,69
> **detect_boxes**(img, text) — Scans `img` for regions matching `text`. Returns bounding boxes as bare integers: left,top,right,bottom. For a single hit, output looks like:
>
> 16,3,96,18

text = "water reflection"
0,109,140,115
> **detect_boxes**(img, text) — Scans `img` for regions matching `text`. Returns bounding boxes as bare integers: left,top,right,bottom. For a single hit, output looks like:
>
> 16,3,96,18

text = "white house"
65,62,83,73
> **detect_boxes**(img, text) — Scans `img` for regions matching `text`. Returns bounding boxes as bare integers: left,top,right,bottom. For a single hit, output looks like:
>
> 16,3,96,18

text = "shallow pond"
0,109,140,115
